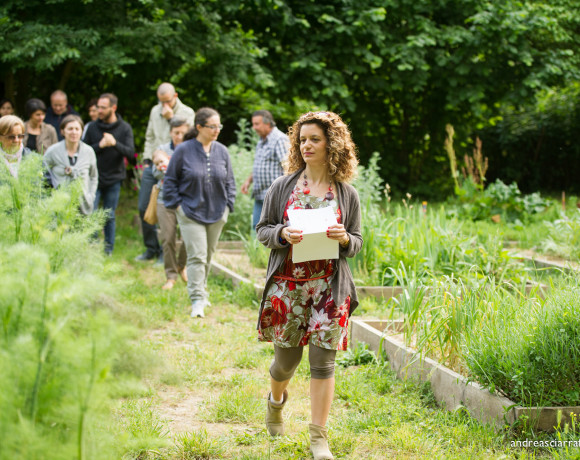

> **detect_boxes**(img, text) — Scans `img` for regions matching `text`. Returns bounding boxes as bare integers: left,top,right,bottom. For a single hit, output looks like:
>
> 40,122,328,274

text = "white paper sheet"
287,207,339,263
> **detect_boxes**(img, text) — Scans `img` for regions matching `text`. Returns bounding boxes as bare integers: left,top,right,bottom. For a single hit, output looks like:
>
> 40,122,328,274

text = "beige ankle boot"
309,423,334,460
265,390,288,436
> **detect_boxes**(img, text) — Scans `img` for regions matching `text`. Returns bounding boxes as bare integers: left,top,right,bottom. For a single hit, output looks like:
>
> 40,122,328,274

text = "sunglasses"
2,134,25,141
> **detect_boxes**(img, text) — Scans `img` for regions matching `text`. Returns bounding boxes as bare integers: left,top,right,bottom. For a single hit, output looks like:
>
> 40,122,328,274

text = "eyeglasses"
1,134,25,141
204,124,223,130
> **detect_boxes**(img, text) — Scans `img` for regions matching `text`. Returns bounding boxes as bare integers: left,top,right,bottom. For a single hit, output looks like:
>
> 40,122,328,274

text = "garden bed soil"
351,319,580,432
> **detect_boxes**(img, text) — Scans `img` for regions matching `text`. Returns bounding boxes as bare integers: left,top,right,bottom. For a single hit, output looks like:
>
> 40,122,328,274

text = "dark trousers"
94,181,122,254
137,165,162,257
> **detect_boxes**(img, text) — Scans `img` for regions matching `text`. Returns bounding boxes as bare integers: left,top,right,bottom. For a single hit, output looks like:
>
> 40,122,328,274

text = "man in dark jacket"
84,93,135,255
44,90,79,140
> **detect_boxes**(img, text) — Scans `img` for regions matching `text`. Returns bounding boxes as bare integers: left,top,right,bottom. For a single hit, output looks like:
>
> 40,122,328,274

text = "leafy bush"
336,342,379,367
451,177,550,223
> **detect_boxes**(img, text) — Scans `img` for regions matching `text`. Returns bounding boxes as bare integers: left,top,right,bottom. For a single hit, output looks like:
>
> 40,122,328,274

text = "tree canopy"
1,0,578,196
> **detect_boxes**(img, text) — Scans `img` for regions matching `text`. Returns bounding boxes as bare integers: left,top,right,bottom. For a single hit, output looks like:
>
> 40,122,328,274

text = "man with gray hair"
136,82,195,262
45,90,79,140
241,110,289,230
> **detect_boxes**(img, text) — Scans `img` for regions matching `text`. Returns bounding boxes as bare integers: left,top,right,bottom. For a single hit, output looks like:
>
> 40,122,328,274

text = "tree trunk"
4,71,15,102
59,60,75,90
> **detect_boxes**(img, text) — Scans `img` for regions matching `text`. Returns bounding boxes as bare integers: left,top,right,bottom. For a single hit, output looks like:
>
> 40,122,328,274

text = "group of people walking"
1,87,363,459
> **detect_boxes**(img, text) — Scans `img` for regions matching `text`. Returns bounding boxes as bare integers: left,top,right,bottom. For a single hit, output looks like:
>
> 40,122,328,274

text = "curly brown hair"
285,111,359,183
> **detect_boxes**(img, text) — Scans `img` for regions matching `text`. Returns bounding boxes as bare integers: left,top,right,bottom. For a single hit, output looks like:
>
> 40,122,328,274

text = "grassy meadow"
1,153,579,459
84,193,576,459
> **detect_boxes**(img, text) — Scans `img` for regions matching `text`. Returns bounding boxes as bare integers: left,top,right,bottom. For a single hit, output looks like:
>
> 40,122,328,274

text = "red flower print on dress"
260,310,274,329
270,296,288,326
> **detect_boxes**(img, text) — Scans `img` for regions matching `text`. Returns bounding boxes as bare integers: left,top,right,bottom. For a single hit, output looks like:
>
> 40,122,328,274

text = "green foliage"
463,283,580,406
336,341,379,368
2,0,580,196
234,230,269,269
542,209,580,261
0,157,127,458
223,118,256,240
0,154,105,273
351,152,390,283
451,177,550,223
370,205,529,286
481,81,580,194
173,429,225,459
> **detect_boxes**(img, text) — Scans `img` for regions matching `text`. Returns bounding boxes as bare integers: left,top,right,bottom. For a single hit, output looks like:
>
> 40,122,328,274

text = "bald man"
45,90,79,140
136,83,195,261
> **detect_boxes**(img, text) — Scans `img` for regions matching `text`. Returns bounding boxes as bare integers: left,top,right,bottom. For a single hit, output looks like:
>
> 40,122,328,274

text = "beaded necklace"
301,172,334,201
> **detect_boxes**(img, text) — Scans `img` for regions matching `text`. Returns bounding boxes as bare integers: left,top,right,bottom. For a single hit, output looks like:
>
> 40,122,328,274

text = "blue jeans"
94,181,122,254
252,199,264,232
137,165,162,257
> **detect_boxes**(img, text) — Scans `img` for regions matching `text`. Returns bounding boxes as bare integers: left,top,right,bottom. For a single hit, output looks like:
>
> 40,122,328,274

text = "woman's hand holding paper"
282,226,303,245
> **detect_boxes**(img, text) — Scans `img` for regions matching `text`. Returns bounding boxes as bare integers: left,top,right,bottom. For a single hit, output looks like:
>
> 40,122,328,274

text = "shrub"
0,156,125,458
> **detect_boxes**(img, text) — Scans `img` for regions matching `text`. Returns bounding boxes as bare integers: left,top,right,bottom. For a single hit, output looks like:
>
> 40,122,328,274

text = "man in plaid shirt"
241,110,289,230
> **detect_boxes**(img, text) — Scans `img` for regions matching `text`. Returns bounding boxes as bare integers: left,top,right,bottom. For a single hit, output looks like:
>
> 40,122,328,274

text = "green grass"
96,191,578,459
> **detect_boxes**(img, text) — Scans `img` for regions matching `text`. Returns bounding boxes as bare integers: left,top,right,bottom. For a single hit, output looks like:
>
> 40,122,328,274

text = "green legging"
270,344,337,381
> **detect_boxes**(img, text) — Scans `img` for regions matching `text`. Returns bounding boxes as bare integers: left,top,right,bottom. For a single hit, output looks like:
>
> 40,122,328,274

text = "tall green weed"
463,282,580,406
0,156,127,459
223,118,257,239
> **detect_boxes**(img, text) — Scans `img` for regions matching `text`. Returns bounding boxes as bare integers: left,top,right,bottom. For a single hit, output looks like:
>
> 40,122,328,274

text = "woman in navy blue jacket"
163,107,236,318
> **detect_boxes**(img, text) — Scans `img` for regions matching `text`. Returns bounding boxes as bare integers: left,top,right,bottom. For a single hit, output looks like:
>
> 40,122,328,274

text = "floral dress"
258,186,350,351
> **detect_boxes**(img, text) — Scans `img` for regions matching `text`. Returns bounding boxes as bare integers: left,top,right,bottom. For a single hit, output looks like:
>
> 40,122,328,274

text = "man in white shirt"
136,83,195,261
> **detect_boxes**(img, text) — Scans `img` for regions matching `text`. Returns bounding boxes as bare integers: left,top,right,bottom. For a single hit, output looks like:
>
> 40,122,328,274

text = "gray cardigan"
256,169,363,328
43,140,99,215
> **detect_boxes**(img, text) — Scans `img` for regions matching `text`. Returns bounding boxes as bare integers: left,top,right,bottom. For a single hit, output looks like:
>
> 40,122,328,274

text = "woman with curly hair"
256,111,362,460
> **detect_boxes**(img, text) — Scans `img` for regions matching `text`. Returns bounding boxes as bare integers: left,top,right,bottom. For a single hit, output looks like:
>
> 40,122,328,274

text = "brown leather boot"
309,423,334,460
265,390,288,436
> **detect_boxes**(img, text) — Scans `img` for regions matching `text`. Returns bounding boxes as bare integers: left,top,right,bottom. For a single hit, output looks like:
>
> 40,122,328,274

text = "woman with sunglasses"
163,107,236,318
256,111,362,460
0,115,33,179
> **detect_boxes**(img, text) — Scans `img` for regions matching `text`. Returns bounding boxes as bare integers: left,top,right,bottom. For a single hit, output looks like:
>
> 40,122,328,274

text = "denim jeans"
94,181,122,254
137,165,162,257
252,199,264,233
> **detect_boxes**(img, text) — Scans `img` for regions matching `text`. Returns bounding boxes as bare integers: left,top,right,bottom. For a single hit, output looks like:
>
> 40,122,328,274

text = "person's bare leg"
271,376,290,402
310,377,334,426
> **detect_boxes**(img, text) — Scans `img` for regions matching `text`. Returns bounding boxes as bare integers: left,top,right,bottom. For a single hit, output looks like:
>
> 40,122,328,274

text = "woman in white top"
0,115,31,180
